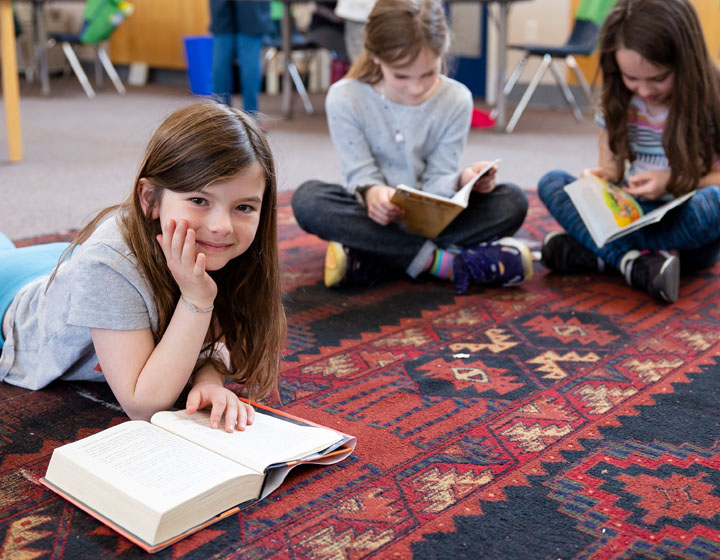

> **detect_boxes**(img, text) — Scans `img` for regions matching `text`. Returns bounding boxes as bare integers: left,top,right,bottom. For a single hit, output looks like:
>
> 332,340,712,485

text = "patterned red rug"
2,192,719,559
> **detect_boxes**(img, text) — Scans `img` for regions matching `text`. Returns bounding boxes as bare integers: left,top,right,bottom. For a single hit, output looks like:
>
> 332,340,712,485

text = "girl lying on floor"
0,101,286,431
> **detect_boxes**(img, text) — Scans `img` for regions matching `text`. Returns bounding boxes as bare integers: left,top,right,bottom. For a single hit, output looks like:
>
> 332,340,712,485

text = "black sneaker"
541,231,603,273
324,241,385,288
622,250,679,303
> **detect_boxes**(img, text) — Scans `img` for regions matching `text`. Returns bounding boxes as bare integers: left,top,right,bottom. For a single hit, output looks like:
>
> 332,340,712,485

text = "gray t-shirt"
325,75,473,199
0,216,159,390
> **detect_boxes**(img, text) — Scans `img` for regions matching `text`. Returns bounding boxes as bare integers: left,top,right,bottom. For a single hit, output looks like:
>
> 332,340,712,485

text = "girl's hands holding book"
365,185,405,225
157,219,217,310
580,167,615,182
463,162,497,194
186,366,256,432
624,169,670,200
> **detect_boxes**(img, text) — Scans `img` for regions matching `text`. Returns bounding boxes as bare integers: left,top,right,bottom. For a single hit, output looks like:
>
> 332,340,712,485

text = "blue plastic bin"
183,35,214,96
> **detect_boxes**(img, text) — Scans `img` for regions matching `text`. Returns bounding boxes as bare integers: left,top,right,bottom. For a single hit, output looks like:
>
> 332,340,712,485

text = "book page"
451,158,501,207
565,176,696,247
564,176,642,247
151,410,344,473
604,190,695,244
390,187,464,238
390,159,500,238
48,421,253,512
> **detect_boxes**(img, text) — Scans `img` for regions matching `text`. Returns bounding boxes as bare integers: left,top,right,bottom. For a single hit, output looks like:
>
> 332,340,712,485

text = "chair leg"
61,42,95,98
503,54,529,98
505,53,551,133
94,53,104,89
263,47,280,95
97,46,126,94
566,55,593,104
288,60,313,114
490,54,529,119
16,37,33,83
549,58,583,122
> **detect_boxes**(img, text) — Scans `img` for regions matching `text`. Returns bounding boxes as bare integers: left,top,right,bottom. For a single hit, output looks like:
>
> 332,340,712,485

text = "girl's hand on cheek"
157,218,217,309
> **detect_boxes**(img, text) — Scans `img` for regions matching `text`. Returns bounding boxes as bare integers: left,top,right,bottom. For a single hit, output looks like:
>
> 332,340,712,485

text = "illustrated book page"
563,175,695,248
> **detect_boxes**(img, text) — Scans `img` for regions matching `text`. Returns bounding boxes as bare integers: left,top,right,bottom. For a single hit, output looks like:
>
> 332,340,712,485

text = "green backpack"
80,0,134,44
575,0,617,27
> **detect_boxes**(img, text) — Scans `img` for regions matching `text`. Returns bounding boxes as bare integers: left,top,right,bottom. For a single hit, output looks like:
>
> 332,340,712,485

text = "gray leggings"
291,180,528,272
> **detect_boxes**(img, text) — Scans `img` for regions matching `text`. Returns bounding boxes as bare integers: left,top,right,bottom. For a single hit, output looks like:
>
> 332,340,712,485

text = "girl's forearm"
126,302,213,419
698,170,720,189
192,363,225,388
597,131,624,182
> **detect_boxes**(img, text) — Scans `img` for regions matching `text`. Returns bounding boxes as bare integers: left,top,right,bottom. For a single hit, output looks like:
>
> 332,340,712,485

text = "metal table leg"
32,0,51,95
493,2,508,131
281,1,293,118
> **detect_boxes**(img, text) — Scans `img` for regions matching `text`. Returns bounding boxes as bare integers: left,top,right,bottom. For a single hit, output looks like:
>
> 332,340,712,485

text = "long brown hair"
56,101,286,400
346,0,450,84
598,0,720,195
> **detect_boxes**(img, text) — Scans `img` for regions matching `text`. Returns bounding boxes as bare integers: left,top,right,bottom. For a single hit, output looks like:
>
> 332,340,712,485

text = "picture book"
390,159,501,239
563,175,695,248
40,402,356,553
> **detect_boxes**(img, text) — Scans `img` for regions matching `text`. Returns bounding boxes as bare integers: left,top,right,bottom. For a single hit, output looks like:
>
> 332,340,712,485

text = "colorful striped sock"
424,248,455,281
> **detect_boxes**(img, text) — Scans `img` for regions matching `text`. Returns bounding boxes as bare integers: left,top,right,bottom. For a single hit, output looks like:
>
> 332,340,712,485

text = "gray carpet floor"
0,80,598,239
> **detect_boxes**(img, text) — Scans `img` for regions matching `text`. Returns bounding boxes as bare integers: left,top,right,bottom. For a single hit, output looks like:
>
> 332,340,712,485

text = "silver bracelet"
180,295,214,313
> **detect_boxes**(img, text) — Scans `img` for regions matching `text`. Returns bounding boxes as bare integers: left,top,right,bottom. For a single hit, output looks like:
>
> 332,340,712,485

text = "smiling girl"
538,0,720,303
0,102,286,430
291,0,532,294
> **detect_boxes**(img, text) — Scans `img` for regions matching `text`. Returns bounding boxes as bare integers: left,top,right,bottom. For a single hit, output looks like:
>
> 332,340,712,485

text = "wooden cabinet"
109,0,210,69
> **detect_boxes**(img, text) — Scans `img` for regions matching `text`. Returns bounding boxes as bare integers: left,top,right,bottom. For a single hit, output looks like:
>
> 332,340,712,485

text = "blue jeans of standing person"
291,180,528,275
212,33,264,113
0,233,69,347
538,170,720,272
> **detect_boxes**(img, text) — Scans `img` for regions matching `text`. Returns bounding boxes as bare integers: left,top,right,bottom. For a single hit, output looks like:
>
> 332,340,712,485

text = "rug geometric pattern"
1,192,719,559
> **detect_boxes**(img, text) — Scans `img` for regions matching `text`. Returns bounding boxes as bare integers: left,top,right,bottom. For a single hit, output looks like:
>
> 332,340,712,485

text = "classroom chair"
500,0,617,132
263,1,347,114
48,0,133,99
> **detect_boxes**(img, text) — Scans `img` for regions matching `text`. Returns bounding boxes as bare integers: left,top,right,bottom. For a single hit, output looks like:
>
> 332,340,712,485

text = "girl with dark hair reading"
539,0,720,303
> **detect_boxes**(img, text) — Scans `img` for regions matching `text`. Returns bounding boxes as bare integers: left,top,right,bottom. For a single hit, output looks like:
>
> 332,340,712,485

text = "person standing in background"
334,0,375,62
210,0,275,114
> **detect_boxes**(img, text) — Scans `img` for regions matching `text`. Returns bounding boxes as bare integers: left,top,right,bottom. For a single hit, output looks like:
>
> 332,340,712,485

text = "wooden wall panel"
693,0,720,65
109,0,210,69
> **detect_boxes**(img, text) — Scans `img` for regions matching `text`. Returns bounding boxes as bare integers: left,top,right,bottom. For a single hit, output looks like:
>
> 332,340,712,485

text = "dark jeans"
538,170,720,272
212,33,264,112
291,180,528,272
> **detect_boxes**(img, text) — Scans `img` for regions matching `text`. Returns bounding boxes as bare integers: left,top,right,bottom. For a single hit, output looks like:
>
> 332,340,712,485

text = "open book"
40,402,355,553
390,159,501,239
564,175,695,248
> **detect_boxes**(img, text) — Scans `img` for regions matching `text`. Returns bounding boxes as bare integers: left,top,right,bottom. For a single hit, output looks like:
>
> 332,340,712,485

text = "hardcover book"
40,402,355,553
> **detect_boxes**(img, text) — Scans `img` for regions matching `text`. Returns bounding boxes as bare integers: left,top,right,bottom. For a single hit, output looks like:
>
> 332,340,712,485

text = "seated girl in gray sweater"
0,102,286,431
291,0,532,294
